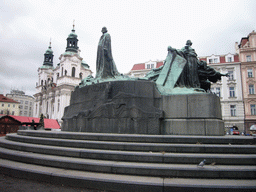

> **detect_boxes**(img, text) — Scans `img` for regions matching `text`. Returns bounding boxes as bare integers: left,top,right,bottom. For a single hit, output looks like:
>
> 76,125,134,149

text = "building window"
214,58,218,63
230,105,236,116
216,87,221,97
20,111,22,115
20,100,23,104
12,111,15,115
151,64,154,69
228,71,234,80
25,106,28,110
227,57,232,62
249,84,255,94
72,67,76,77
62,67,64,76
41,80,43,86
251,104,256,115
24,111,27,115
79,73,83,79
248,68,253,77
229,87,235,97
25,101,28,105
8,104,10,107
46,102,48,113
20,105,23,109
2,104,4,107
0,110,3,114
146,64,150,69
246,55,252,62
13,104,15,107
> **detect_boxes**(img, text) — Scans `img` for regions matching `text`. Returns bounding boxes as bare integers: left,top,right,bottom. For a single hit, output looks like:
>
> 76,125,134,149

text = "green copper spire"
43,40,54,67
65,21,79,53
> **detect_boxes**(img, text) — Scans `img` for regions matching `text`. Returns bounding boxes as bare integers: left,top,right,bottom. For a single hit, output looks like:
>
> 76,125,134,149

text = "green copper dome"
68,29,78,38
45,46,53,54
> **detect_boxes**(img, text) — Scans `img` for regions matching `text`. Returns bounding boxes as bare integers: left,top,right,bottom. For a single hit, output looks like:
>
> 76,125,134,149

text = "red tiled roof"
131,61,164,71
8,115,60,129
156,62,164,68
0,94,19,103
199,58,207,61
234,55,239,62
240,38,248,47
131,63,145,70
220,56,225,63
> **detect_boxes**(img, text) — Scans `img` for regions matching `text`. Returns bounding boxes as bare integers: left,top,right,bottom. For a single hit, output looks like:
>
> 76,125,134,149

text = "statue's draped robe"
178,46,200,88
96,32,119,79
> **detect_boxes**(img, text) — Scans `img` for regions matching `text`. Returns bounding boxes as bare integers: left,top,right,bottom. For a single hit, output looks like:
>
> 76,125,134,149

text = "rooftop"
0,94,19,103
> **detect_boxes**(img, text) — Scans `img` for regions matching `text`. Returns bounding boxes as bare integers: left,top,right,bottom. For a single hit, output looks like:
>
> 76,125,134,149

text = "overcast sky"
1,0,255,96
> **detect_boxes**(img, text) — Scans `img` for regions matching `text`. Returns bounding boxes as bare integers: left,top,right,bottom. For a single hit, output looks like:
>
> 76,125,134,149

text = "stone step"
1,136,256,165
0,147,256,179
17,130,256,145
7,134,256,154
0,159,255,192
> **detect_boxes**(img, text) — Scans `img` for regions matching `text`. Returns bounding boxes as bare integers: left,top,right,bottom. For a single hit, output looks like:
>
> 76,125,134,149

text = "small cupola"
65,22,79,53
43,41,54,67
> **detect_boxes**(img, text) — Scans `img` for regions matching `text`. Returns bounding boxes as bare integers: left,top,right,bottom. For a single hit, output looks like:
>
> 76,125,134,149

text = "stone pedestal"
62,80,163,134
62,80,224,136
160,94,224,136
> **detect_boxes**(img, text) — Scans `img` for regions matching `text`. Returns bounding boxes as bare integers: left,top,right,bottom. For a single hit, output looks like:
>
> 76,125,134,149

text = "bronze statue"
95,27,120,79
179,40,200,88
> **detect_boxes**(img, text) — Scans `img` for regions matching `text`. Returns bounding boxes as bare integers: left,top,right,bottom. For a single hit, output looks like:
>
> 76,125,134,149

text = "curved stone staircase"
0,130,255,191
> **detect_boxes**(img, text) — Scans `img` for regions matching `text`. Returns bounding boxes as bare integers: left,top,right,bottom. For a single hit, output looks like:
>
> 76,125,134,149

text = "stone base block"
162,119,224,136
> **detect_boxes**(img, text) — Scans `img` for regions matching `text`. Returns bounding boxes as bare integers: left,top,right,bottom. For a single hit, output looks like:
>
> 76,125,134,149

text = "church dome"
68,29,78,38
45,46,53,54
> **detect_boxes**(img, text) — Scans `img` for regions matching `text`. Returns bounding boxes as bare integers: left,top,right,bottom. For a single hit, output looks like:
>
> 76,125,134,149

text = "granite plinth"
161,94,224,136
62,80,224,136
62,80,163,134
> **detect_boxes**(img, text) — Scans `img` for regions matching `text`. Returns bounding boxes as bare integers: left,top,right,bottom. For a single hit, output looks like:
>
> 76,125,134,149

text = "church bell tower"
65,21,79,53
43,41,54,67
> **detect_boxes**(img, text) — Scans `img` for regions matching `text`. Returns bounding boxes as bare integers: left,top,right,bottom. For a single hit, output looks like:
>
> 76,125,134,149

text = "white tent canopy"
250,125,256,130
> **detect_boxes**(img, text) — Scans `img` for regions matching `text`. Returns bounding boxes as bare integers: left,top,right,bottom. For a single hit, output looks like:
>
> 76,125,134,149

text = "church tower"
34,24,92,125
65,23,79,53
43,41,54,67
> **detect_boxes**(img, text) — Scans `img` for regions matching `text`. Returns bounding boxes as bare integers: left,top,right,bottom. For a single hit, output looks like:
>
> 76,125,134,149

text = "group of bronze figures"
83,27,228,93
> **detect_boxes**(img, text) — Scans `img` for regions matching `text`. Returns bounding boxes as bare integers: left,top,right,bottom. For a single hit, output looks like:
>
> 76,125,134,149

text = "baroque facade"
0,94,20,116
238,30,256,133
199,54,245,132
33,26,92,124
6,90,34,117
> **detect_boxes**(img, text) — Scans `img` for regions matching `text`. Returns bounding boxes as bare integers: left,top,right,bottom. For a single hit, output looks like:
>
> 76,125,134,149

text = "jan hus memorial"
62,27,228,136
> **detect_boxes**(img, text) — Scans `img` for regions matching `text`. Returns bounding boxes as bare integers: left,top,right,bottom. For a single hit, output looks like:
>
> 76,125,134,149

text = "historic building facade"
0,94,20,116
199,54,245,132
126,60,164,77
238,30,256,133
6,90,34,117
33,26,92,124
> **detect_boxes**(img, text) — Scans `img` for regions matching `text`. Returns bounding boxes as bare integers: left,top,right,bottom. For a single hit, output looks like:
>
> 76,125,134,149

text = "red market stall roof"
7,115,60,129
